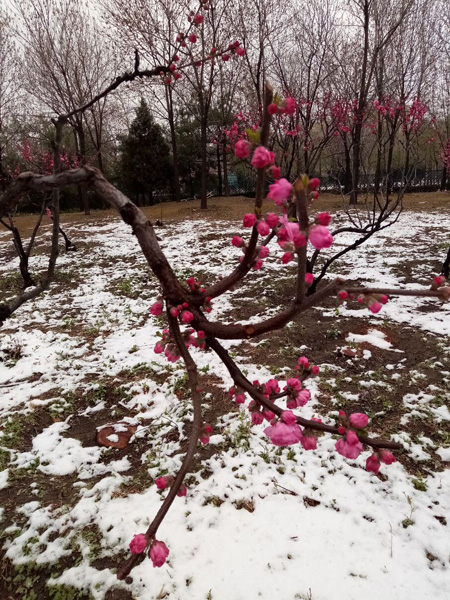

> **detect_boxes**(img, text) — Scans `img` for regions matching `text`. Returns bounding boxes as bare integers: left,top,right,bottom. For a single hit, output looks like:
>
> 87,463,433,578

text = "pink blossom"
281,410,297,425
286,377,302,392
335,430,363,460
271,166,281,178
265,422,303,446
286,398,297,409
129,534,147,554
380,450,396,465
300,435,317,450
349,413,369,429
297,356,309,368
235,393,246,404
305,273,314,284
169,63,176,72
155,477,168,490
316,212,331,226
433,275,445,287
257,221,270,236
311,365,319,375
268,103,279,115
308,178,320,191
177,485,187,497
200,423,213,444
277,216,300,243
368,301,382,314
232,236,243,247
170,307,179,317
251,146,275,169
309,225,333,250
263,409,275,421
296,389,311,406
150,301,163,316
188,34,197,43
154,342,164,354
379,294,388,304
251,411,264,425
264,379,280,396
282,252,294,264
194,14,203,24
265,213,279,228
267,178,292,203
366,454,380,474
235,140,250,159
243,213,257,228
253,259,263,270
182,310,194,324
293,233,307,248
236,46,245,57
222,54,230,61
338,290,348,300
259,245,270,258
284,97,296,115
149,540,169,568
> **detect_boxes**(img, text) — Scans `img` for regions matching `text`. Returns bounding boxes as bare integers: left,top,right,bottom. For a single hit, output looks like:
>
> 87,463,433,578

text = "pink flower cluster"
150,540,170,568
128,533,169,567
200,423,213,444
268,178,292,205
338,290,389,314
229,386,246,404
266,97,296,116
251,146,275,169
155,475,187,497
154,328,180,363
276,216,308,264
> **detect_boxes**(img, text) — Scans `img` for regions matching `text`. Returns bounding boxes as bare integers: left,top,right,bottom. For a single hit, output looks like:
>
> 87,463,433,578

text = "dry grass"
2,190,449,238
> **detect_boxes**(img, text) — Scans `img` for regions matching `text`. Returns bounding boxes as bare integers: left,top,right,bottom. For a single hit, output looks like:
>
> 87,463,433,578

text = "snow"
346,329,402,351
0,208,449,599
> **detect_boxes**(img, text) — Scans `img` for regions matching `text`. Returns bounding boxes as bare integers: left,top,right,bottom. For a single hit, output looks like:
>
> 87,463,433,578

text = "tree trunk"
343,140,352,195
222,147,229,197
441,247,450,279
216,144,222,197
12,227,35,289
200,118,208,210
77,124,90,215
440,165,447,191
167,89,181,202
350,123,362,205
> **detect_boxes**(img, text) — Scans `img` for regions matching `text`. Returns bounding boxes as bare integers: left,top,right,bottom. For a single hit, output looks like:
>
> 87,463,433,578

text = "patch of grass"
412,477,427,492
0,447,11,470
1,338,23,367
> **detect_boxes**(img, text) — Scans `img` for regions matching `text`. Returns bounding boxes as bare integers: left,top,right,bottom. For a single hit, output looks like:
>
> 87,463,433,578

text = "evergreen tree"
119,99,173,205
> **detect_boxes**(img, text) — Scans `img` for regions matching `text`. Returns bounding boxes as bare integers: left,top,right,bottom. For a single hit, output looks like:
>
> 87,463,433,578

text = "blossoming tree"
1,1,449,582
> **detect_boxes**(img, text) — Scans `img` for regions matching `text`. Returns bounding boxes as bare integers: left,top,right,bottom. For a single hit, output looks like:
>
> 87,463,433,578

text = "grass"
2,191,449,239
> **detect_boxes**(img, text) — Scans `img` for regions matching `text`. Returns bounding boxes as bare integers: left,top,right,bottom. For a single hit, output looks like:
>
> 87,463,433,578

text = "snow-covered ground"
0,208,449,600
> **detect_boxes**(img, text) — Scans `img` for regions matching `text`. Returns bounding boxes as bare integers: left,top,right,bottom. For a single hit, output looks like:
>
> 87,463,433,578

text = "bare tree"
13,0,115,213
0,11,22,190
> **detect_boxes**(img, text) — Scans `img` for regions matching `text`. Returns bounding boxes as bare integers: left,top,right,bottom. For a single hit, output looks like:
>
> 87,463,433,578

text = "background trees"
1,0,448,211
119,99,174,205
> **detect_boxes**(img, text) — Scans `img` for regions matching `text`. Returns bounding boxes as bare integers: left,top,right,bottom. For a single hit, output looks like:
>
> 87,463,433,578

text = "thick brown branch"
344,287,445,299
117,311,203,580
198,279,343,339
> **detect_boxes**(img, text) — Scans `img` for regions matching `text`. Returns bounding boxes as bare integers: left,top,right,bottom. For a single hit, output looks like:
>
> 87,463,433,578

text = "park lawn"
0,196,449,600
